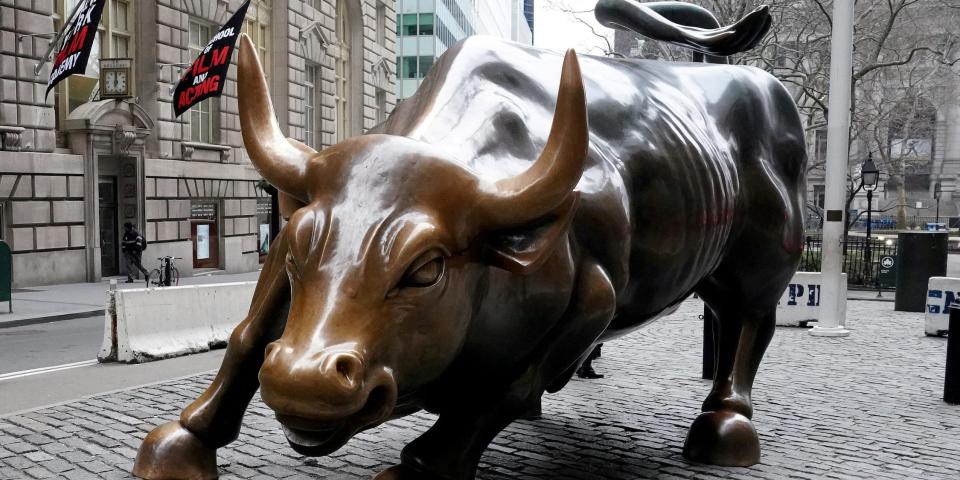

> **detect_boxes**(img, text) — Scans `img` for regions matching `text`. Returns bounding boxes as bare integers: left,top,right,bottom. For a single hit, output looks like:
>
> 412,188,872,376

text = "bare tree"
597,0,960,233
544,0,617,56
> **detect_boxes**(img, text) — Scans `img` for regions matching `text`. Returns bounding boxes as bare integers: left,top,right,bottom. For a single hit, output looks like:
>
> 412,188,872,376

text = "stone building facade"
0,0,396,287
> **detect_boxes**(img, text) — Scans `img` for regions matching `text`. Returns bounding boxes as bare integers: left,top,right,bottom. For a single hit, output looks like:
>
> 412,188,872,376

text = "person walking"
577,343,604,379
121,222,149,283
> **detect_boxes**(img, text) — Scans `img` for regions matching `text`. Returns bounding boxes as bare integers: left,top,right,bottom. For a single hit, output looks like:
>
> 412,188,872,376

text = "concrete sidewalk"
0,269,262,329
0,298,956,479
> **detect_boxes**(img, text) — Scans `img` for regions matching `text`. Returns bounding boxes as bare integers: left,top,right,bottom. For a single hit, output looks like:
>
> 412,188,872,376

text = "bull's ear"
279,193,307,220
482,193,579,275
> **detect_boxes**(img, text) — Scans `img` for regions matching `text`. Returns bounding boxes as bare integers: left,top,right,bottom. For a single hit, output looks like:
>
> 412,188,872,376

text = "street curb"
0,310,105,329
0,366,219,419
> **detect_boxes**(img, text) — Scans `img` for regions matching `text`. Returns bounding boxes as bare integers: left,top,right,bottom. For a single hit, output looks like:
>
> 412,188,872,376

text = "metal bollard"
702,307,715,380
946,304,960,404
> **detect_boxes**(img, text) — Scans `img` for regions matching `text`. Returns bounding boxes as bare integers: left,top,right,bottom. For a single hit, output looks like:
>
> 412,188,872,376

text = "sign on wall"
196,224,211,260
878,255,897,288
173,0,250,117
46,0,107,96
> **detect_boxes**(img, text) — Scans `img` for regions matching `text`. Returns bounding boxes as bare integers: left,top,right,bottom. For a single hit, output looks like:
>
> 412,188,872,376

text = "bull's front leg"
377,260,616,480
132,230,291,480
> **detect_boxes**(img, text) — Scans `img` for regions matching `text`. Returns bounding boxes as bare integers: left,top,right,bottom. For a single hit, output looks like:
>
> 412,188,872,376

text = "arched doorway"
64,100,153,281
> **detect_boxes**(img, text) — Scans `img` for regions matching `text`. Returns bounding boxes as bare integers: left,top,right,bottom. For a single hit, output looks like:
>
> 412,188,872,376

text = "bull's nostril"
332,353,363,386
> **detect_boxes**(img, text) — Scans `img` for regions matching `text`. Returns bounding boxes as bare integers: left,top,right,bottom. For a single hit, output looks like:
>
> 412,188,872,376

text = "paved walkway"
0,270,261,328
1,298,956,479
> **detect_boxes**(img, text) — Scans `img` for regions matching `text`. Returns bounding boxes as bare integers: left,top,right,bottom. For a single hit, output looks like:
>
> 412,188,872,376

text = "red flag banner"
173,0,250,117
46,0,107,96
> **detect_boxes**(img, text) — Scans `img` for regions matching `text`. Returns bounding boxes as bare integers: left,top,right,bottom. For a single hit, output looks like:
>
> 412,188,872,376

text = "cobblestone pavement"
1,299,957,479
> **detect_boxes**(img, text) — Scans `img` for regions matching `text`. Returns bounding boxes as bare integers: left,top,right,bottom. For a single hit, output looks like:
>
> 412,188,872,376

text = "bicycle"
148,256,182,287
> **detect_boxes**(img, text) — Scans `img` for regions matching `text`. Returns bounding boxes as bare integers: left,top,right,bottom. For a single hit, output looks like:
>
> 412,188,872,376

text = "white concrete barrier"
776,272,847,327
925,277,960,336
98,281,256,363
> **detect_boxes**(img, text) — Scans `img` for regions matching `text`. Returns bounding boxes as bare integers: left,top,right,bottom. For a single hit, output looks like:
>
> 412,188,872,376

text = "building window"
418,56,433,78
188,19,215,143
335,0,352,141
243,0,271,80
398,12,434,37
399,56,434,79
376,90,387,124
53,0,135,147
103,0,132,58
400,13,417,36
309,0,322,10
813,185,825,210
400,56,417,79
419,13,434,35
376,3,387,45
304,64,320,149
814,128,827,164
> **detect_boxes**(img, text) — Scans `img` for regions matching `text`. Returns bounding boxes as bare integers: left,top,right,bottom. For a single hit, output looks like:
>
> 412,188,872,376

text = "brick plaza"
1,298,957,479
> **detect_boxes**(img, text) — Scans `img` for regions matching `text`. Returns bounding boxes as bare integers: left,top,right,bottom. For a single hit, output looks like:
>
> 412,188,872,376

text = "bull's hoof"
682,410,760,467
374,464,450,480
133,421,218,480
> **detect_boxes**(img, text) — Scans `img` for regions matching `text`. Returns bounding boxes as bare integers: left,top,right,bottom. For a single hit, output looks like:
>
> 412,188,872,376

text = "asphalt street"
0,315,103,375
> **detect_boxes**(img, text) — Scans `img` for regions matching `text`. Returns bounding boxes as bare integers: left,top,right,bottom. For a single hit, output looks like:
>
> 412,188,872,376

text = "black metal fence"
798,234,898,287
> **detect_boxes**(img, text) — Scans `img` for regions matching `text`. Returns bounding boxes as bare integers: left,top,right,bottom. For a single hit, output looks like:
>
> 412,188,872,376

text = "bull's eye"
401,255,444,289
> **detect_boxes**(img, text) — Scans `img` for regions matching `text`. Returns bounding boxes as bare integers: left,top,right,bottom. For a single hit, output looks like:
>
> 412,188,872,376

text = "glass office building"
396,0,478,99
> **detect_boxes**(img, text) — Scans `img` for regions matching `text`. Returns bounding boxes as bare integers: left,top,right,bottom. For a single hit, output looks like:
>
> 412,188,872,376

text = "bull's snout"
259,341,396,422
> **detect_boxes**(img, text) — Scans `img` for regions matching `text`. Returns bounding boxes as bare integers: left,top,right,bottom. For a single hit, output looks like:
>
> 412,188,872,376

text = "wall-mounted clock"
100,58,133,99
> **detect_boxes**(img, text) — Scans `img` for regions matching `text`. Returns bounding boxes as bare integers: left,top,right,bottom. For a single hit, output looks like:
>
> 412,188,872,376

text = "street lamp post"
935,181,943,226
861,154,879,286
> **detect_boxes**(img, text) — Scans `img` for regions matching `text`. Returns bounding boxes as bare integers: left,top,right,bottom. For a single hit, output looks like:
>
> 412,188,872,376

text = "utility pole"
810,0,854,338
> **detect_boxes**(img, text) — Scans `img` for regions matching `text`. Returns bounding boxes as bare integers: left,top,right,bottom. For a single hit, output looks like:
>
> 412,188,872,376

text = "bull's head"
237,34,587,455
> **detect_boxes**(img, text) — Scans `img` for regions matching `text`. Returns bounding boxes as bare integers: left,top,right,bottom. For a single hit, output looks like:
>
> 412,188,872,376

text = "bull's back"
385,37,806,334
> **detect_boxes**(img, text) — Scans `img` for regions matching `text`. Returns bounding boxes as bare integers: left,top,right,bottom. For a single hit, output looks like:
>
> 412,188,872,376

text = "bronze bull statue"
134,2,804,478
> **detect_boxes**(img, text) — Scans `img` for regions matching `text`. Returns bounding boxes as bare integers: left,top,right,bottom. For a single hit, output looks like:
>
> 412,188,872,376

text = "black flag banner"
174,0,250,117
46,0,107,96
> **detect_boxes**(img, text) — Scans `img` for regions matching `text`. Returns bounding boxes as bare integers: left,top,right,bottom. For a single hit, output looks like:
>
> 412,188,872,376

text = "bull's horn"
238,33,311,201
478,49,588,228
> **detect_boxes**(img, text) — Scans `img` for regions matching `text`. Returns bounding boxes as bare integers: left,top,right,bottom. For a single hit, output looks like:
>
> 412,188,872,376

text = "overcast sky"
534,0,615,55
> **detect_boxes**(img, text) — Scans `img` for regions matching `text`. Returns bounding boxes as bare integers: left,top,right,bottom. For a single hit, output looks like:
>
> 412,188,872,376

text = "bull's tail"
595,0,771,63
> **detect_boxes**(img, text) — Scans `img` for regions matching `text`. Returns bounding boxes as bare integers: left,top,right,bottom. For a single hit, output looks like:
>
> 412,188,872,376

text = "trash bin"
895,232,948,312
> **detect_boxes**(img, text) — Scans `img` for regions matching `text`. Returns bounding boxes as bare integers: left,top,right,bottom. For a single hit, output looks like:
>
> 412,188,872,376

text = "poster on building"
196,224,210,260
46,0,107,96
173,0,250,117
259,223,270,254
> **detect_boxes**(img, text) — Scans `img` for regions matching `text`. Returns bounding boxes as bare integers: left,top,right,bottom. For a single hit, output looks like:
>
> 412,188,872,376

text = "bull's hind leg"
132,230,291,479
683,243,793,467
376,260,616,480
